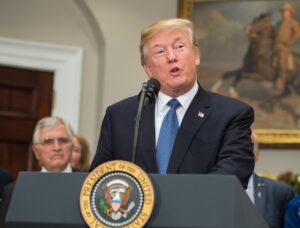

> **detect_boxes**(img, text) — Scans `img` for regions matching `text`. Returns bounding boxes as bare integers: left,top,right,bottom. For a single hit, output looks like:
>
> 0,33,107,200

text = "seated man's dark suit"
0,182,15,228
90,84,255,188
0,169,12,198
253,174,294,228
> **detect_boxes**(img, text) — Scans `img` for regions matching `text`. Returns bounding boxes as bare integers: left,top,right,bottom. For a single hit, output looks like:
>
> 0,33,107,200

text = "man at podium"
90,18,254,189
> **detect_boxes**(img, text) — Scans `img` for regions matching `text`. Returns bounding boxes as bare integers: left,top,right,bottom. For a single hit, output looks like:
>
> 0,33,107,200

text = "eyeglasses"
35,137,71,147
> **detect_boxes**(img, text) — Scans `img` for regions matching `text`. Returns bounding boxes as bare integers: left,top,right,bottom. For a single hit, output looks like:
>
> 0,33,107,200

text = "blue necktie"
156,99,181,174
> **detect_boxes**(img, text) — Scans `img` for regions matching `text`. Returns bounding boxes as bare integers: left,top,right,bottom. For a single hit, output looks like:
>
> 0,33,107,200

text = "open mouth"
170,67,180,75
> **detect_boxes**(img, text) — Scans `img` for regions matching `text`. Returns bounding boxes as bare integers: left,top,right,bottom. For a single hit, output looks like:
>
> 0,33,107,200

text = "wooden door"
0,65,53,179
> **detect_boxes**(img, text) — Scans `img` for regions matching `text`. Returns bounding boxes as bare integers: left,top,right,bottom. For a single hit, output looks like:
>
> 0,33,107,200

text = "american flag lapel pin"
258,192,262,198
198,111,204,118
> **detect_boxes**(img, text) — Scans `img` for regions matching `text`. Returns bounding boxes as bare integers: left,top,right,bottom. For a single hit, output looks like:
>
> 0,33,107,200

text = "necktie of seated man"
156,99,181,174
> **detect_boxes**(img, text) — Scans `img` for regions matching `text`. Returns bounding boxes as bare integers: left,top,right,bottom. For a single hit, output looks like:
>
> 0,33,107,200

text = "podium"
5,172,268,228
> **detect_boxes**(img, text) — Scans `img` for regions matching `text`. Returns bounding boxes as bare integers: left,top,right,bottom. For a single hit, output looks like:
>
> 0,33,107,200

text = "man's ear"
32,145,40,160
143,64,154,79
194,46,201,66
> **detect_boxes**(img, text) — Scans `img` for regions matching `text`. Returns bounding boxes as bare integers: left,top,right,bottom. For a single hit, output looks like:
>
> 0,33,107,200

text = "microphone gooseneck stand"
131,82,147,163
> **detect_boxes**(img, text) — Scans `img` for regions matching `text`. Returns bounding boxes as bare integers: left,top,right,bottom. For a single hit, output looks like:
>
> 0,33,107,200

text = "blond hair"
140,18,195,65
73,134,91,172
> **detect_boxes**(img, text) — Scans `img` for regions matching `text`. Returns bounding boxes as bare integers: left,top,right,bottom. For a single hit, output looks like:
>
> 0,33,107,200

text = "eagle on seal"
103,179,134,220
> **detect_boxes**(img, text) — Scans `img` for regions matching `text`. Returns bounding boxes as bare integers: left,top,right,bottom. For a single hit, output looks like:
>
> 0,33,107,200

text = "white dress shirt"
246,174,255,204
155,82,198,145
41,163,72,173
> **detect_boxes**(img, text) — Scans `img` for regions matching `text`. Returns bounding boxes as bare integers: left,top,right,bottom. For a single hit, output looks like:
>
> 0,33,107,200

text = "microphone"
132,79,160,163
143,79,160,106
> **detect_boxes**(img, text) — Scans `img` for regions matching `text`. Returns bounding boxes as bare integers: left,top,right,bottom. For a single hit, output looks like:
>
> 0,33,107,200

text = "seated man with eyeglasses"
0,116,74,227
32,116,74,173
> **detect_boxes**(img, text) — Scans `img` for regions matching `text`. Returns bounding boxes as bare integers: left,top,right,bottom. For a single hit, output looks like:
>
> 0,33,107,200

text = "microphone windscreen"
143,79,160,105
147,79,161,95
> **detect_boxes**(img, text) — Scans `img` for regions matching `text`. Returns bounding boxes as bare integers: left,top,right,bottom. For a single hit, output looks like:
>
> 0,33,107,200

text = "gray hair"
32,116,73,144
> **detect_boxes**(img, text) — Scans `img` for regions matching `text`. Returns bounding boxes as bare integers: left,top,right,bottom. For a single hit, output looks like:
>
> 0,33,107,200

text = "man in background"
90,18,254,189
246,133,294,228
31,116,73,173
274,3,300,92
0,116,74,227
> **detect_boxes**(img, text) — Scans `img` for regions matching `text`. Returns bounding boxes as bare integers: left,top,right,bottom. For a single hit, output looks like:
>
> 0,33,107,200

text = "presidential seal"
80,160,155,228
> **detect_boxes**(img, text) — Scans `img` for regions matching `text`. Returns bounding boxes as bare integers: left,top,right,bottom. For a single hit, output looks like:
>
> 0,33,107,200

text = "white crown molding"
0,37,83,131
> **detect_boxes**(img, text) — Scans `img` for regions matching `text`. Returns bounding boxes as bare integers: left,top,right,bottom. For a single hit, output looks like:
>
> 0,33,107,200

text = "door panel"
0,65,53,179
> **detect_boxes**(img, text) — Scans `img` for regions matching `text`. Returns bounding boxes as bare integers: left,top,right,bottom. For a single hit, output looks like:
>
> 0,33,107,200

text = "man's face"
32,124,72,172
143,28,200,97
282,9,292,19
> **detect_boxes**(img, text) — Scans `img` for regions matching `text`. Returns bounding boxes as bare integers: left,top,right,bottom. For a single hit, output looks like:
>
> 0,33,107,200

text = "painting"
178,0,300,147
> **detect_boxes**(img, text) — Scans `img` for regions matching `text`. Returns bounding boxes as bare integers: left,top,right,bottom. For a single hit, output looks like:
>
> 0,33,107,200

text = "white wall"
255,149,300,176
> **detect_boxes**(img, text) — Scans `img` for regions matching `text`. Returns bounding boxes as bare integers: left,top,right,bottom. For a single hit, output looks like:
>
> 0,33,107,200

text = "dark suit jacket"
0,169,12,197
285,194,300,228
90,84,255,188
253,174,294,228
0,182,15,228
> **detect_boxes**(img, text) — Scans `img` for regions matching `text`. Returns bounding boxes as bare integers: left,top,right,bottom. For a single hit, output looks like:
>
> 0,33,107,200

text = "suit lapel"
167,86,211,173
254,174,266,216
138,102,158,173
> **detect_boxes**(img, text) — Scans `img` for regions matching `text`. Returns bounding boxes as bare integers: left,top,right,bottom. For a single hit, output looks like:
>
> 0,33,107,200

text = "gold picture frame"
178,0,300,148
